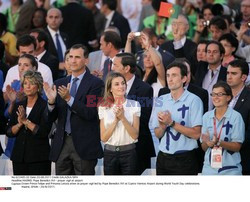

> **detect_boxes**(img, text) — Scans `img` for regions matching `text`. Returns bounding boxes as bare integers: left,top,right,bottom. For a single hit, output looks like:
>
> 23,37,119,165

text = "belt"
65,131,71,136
104,144,135,152
159,149,196,157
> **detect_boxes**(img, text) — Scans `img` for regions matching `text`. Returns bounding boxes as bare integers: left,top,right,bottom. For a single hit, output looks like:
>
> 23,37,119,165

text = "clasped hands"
202,131,219,148
16,105,27,126
158,110,173,130
113,105,125,121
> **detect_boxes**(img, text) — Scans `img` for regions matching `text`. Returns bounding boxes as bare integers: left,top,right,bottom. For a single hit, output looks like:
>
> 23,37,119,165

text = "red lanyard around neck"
213,117,225,140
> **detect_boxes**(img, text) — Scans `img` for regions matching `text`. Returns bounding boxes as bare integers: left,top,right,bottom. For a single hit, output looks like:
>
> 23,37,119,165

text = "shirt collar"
106,10,115,21
71,70,86,82
166,89,189,101
36,50,46,61
208,64,221,72
180,36,186,46
209,107,233,119
47,25,60,37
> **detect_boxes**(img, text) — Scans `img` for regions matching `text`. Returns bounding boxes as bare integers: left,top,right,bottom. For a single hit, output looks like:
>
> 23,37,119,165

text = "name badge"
211,146,222,168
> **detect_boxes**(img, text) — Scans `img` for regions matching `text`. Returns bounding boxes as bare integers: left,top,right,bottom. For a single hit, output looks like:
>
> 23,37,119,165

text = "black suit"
160,39,198,75
136,47,175,70
194,61,227,87
60,2,96,48
48,70,104,164
44,27,69,60
127,77,155,174
7,96,52,175
40,51,59,81
233,87,250,175
108,11,131,47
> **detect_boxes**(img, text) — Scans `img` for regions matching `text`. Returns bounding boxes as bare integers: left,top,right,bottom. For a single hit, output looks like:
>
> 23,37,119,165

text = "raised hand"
6,85,17,102
140,32,150,49
43,82,57,104
16,105,26,124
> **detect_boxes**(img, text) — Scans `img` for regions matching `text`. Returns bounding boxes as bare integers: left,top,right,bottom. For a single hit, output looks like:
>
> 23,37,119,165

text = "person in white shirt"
98,71,141,175
3,34,53,100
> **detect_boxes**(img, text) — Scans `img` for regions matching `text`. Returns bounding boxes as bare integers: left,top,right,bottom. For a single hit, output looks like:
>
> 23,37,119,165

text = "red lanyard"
213,117,225,140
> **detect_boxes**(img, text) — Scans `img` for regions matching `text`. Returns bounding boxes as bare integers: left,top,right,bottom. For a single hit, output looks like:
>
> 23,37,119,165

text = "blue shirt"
152,90,203,154
201,107,245,175
67,71,86,107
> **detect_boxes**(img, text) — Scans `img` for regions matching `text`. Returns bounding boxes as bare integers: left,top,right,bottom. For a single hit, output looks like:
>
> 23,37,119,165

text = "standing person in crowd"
201,81,245,175
2,34,53,100
161,14,198,76
7,70,52,175
44,44,104,175
45,7,69,78
4,54,38,159
98,72,140,175
227,60,250,175
60,0,97,50
30,29,59,81
152,62,203,175
195,41,227,110
196,40,208,62
31,7,47,30
100,0,131,47
2,0,23,34
112,52,155,175
219,33,239,67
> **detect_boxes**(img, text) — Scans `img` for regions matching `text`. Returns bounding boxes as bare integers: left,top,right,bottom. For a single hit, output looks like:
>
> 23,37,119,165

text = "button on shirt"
152,90,203,154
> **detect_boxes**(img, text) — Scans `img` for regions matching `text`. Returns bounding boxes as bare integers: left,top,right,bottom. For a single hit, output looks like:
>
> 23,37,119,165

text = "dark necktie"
65,77,79,134
102,58,112,81
211,70,214,78
55,33,63,62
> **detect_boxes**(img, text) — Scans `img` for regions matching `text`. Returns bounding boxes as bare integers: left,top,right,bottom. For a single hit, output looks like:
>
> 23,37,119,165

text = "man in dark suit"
60,0,97,49
112,52,155,175
194,41,227,110
160,14,197,75
100,0,131,47
44,44,104,175
45,8,69,78
30,29,59,81
227,59,250,175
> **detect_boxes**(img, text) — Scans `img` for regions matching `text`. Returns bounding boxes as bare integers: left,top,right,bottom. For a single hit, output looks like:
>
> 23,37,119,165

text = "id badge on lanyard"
211,118,225,169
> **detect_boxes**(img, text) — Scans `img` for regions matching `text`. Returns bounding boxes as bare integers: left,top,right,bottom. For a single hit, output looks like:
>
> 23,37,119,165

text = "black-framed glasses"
210,92,228,97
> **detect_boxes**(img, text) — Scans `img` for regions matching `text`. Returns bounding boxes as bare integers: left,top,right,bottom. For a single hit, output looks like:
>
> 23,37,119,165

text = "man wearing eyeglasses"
227,59,250,175
194,40,227,111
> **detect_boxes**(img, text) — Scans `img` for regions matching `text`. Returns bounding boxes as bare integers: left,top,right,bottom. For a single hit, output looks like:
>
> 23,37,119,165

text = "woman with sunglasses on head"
201,81,245,175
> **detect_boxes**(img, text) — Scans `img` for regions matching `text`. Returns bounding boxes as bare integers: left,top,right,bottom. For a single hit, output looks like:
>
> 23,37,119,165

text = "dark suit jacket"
0,142,3,156
0,89,6,134
160,38,198,75
233,87,250,173
158,83,209,114
7,96,51,163
136,47,175,70
48,69,104,162
60,2,97,48
40,51,59,81
109,11,131,47
44,27,69,61
127,77,155,173
194,61,227,87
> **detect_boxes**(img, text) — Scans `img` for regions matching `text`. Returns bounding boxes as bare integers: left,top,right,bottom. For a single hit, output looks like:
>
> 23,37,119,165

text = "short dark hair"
102,0,117,11
197,40,209,46
219,33,238,55
19,54,38,70
16,35,37,51
213,81,233,103
221,15,232,26
70,44,89,58
102,31,122,50
228,59,249,77
30,29,49,50
202,3,213,16
209,16,227,31
166,61,188,78
205,40,225,56
116,52,137,74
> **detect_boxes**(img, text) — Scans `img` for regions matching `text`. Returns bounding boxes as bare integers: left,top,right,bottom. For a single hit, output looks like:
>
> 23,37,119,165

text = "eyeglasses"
210,92,228,97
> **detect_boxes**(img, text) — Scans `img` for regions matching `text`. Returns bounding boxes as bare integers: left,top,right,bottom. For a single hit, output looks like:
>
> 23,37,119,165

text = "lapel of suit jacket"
234,87,248,111
74,69,92,101
128,77,139,98
27,96,43,122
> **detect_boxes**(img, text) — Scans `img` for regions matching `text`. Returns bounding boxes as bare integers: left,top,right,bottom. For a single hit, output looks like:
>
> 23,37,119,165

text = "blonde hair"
99,72,127,108
21,70,43,95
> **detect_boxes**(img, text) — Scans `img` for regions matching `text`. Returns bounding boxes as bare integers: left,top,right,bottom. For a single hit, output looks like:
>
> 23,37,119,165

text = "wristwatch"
169,120,175,127
217,139,222,146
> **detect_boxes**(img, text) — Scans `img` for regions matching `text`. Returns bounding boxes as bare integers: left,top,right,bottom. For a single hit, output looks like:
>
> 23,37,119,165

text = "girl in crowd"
98,72,140,175
201,81,245,175
7,70,51,175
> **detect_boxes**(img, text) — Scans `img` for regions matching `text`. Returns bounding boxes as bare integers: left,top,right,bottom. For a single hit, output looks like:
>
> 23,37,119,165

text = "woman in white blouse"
98,72,141,175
